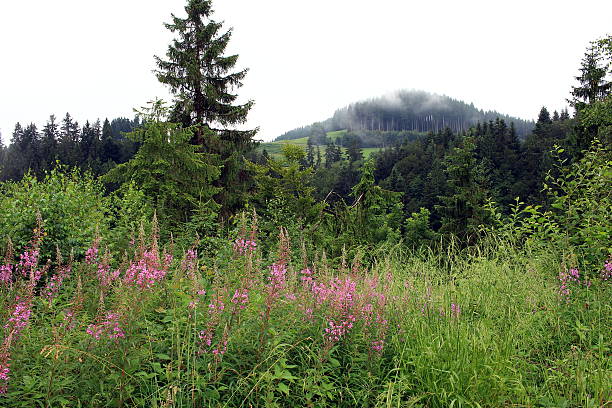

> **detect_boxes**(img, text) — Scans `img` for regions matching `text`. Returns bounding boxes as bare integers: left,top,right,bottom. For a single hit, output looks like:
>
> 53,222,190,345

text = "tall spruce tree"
570,43,611,107
154,0,256,216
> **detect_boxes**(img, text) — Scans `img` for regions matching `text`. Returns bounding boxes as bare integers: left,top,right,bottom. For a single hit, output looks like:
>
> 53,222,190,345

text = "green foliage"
2,231,610,407
544,142,612,272
106,181,154,253
247,144,325,250
345,158,403,245
0,167,108,259
103,101,221,235
436,136,490,243
404,207,437,249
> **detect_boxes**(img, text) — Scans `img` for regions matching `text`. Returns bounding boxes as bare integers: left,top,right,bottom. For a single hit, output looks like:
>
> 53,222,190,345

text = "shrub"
0,167,108,260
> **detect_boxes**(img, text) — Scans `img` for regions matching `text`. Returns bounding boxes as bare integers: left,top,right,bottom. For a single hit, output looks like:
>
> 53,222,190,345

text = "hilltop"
275,90,535,143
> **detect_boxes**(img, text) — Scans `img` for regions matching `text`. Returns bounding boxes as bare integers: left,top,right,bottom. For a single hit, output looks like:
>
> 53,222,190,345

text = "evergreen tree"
40,115,59,170
436,137,489,243
315,146,322,168
570,42,611,107
101,118,120,164
59,113,81,166
552,110,560,122
306,136,315,167
346,138,363,162
154,0,256,215
324,141,341,168
560,108,570,121
103,100,220,231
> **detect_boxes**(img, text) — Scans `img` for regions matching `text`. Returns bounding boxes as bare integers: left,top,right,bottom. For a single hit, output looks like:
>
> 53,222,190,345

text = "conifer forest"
0,1,610,407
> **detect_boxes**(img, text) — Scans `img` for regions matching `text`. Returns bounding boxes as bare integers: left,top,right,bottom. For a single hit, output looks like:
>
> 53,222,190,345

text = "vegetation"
275,90,535,142
0,0,610,405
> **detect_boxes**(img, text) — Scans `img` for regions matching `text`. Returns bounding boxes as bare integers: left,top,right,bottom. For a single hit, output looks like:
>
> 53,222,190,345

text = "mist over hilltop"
275,90,535,141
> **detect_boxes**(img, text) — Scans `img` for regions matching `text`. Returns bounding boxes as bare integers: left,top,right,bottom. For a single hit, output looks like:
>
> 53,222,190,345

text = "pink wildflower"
233,238,257,255
43,266,71,303
123,250,168,289
0,264,12,285
600,259,612,281
86,312,125,341
450,303,461,318
4,297,32,340
231,288,249,310
85,246,98,265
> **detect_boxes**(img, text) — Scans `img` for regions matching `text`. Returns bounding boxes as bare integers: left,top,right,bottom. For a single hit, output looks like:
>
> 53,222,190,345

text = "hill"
275,90,535,142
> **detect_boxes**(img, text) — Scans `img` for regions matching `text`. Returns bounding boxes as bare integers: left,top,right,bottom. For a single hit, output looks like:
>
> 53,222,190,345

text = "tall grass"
0,226,609,407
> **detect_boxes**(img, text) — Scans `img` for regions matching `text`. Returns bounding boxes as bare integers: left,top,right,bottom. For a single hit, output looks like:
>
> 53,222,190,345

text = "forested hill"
275,90,535,141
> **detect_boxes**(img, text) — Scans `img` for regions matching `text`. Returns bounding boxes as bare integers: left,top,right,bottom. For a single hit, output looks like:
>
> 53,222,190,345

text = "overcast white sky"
1,0,610,144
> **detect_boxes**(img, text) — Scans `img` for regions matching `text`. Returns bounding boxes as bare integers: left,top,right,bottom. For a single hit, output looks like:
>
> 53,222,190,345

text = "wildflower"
371,339,385,352
0,359,8,395
43,266,71,303
600,258,612,281
0,264,12,285
559,268,581,302
4,297,32,340
86,312,125,341
85,246,99,265
123,250,168,289
450,303,461,318
231,288,249,310
233,238,257,255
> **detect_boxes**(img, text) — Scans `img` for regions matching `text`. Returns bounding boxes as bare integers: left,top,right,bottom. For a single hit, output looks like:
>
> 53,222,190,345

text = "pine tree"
154,0,256,216
306,136,315,167
436,136,489,244
103,100,220,231
570,43,611,107
560,108,570,121
101,118,120,164
59,113,81,165
552,110,560,121
40,115,59,171
346,138,363,163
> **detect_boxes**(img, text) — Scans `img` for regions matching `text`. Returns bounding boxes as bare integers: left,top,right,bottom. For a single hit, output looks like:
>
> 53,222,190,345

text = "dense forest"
0,115,141,180
275,90,536,142
0,0,610,406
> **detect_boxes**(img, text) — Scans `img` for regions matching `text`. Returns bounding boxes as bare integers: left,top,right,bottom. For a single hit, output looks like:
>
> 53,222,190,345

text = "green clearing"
259,129,378,159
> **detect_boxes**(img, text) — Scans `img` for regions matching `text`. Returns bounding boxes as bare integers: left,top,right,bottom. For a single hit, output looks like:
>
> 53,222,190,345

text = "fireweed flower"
233,239,257,255
559,268,581,302
450,303,461,318
86,312,125,340
123,250,171,289
4,297,32,340
231,288,249,310
18,249,41,282
0,264,12,285
601,258,612,281
0,357,9,395
85,246,99,265
43,266,71,303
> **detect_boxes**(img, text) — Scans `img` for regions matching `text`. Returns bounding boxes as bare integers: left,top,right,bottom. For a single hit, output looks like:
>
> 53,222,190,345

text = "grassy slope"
258,130,379,159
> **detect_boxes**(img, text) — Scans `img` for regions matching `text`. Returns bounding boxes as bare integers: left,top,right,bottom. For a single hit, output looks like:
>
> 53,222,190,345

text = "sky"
1,0,611,144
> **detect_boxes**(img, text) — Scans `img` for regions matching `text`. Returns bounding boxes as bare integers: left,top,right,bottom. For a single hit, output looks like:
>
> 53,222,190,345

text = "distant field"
258,129,379,160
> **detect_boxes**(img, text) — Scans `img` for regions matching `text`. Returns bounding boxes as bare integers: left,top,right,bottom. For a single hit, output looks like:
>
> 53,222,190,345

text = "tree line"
0,115,140,180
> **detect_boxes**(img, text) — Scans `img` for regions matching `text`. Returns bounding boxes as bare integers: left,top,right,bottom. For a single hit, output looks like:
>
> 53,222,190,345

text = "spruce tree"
103,100,220,232
40,115,59,171
59,113,81,166
154,0,256,216
570,43,611,107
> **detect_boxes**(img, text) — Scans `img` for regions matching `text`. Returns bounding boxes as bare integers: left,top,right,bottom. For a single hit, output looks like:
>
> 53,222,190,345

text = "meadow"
0,213,610,407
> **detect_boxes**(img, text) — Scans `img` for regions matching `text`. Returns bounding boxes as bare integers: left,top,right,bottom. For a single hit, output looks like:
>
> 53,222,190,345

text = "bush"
0,167,108,260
